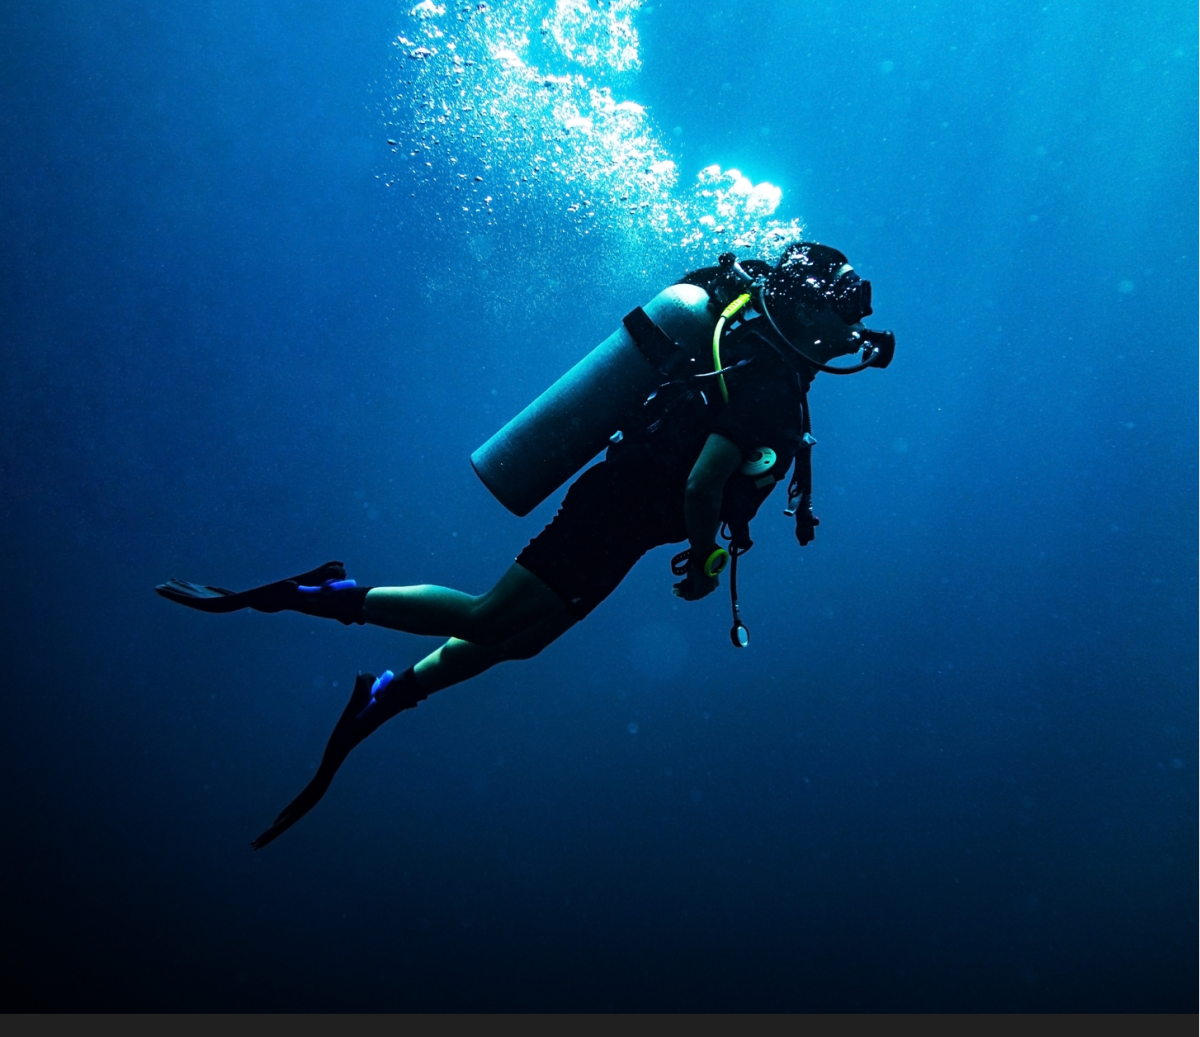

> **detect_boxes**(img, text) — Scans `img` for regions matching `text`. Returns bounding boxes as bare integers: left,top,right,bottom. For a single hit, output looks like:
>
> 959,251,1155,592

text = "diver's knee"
499,637,547,661
450,592,501,642
499,620,571,660
465,589,525,644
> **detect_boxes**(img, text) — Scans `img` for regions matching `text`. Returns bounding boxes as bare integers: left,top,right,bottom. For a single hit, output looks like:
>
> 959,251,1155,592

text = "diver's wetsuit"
518,329,810,618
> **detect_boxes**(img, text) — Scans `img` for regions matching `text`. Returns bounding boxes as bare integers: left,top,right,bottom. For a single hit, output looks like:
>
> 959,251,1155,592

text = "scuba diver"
156,242,894,849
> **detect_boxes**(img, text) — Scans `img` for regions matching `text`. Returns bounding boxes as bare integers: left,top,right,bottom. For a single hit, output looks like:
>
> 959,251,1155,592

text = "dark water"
1,0,1195,1012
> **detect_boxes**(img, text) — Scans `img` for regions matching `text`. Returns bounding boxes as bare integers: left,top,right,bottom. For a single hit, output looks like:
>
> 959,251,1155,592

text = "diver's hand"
672,554,720,601
672,572,718,601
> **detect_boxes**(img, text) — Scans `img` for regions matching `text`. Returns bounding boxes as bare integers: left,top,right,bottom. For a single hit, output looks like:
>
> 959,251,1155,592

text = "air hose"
712,293,753,403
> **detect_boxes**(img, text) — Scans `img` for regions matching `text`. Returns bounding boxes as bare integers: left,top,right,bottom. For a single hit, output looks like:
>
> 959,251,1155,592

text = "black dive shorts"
516,459,687,619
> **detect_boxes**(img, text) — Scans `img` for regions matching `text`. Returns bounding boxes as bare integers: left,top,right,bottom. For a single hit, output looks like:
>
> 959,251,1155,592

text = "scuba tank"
471,283,717,517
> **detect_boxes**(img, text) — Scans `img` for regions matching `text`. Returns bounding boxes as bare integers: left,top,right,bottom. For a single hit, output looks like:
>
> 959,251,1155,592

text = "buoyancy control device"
470,245,896,644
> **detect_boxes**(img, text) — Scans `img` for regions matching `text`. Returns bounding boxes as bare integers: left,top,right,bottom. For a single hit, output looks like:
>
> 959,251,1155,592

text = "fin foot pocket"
251,668,427,850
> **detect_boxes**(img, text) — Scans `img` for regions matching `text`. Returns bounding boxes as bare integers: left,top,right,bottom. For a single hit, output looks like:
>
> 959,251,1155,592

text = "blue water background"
1,0,1195,1011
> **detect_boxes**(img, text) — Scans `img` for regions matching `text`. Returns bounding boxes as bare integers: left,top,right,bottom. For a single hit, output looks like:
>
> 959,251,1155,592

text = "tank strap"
623,306,687,376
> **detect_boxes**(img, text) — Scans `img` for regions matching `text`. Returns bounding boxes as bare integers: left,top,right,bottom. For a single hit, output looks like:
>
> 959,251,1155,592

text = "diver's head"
768,242,873,329
757,241,873,366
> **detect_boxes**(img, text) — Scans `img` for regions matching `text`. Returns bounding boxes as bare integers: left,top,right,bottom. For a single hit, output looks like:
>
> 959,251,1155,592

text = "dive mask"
774,242,873,327
824,267,873,325
784,268,873,326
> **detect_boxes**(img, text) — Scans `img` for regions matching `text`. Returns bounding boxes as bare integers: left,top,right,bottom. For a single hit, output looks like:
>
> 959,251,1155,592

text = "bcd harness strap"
785,385,819,546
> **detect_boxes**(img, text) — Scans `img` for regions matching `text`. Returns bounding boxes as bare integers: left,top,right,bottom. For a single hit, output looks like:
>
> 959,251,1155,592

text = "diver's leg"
361,562,566,646
412,609,578,692
250,611,576,850
157,559,566,641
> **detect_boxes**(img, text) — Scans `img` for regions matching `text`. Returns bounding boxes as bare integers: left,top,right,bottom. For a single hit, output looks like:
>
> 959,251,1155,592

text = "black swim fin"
155,561,368,625
251,668,428,850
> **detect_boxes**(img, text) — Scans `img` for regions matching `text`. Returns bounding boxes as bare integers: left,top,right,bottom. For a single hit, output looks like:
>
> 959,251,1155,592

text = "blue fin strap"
297,578,358,594
356,669,395,720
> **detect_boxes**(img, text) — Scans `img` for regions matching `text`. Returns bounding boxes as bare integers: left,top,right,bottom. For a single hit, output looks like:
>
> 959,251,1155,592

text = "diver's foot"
251,668,427,850
156,561,369,624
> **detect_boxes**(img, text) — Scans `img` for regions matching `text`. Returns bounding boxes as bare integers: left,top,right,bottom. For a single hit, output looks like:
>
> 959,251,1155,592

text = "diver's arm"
676,433,743,600
685,432,742,549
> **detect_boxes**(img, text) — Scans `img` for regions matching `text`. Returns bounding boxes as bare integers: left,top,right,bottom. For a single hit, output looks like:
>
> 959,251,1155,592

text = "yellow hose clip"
711,292,752,404
703,547,730,578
